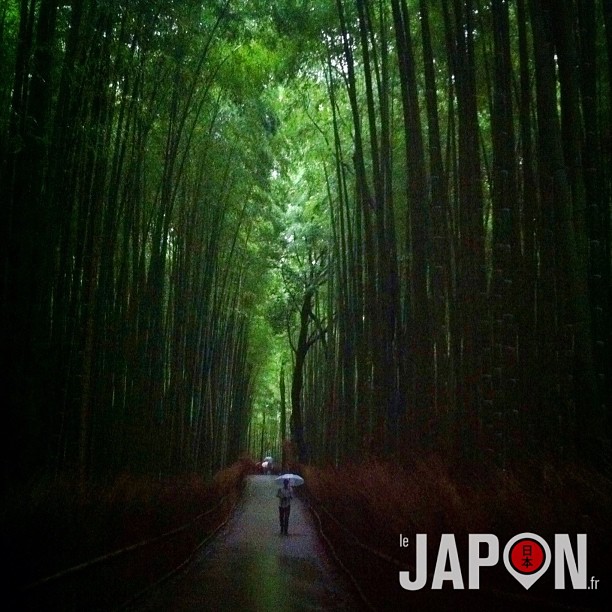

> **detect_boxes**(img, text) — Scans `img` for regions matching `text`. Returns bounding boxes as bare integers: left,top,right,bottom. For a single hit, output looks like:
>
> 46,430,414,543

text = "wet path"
130,475,360,611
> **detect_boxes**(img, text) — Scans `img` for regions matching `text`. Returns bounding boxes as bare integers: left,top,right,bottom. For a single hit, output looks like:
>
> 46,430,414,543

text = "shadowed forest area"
1,0,611,609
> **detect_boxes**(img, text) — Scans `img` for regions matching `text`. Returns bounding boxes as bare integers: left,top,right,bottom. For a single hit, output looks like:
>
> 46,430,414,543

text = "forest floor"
2,456,611,611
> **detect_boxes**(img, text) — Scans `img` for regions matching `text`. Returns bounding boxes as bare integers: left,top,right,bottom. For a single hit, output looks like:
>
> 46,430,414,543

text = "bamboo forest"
1,0,611,610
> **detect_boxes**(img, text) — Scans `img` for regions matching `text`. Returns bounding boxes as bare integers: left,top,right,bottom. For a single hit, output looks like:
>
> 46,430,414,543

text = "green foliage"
0,1,19,132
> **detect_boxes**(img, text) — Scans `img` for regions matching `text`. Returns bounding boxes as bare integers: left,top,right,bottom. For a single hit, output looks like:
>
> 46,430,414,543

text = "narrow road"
130,475,361,611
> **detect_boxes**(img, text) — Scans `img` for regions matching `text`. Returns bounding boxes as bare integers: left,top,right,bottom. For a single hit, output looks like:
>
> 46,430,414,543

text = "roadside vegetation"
3,459,257,610
303,457,612,610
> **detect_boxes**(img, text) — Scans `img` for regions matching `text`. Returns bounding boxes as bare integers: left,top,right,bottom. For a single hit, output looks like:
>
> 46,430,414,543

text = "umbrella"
275,473,304,486
263,456,274,462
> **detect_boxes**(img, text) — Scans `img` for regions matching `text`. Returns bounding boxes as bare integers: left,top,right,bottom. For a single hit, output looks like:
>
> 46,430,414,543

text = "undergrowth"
302,456,611,611
1,457,257,608
305,456,612,542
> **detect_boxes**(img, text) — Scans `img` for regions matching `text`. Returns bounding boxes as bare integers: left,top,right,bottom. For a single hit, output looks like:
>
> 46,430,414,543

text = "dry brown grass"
305,456,612,539
302,456,611,611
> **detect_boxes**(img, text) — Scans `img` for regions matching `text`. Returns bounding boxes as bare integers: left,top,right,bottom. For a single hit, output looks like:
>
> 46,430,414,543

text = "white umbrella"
275,473,304,486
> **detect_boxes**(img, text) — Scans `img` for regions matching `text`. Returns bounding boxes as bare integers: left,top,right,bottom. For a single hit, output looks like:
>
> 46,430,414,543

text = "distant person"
276,478,292,535
262,456,274,474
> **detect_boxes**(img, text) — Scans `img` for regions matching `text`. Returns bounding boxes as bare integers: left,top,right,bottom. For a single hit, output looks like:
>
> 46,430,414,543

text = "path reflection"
132,475,358,611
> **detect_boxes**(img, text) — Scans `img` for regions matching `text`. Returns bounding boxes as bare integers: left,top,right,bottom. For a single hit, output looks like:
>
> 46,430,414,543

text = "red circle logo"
509,538,546,574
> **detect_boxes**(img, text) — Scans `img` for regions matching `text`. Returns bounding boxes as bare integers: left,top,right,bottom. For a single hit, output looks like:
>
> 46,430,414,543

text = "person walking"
276,478,292,535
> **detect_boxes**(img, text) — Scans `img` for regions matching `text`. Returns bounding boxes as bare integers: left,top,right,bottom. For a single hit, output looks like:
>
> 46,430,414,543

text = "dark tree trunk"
290,288,314,463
